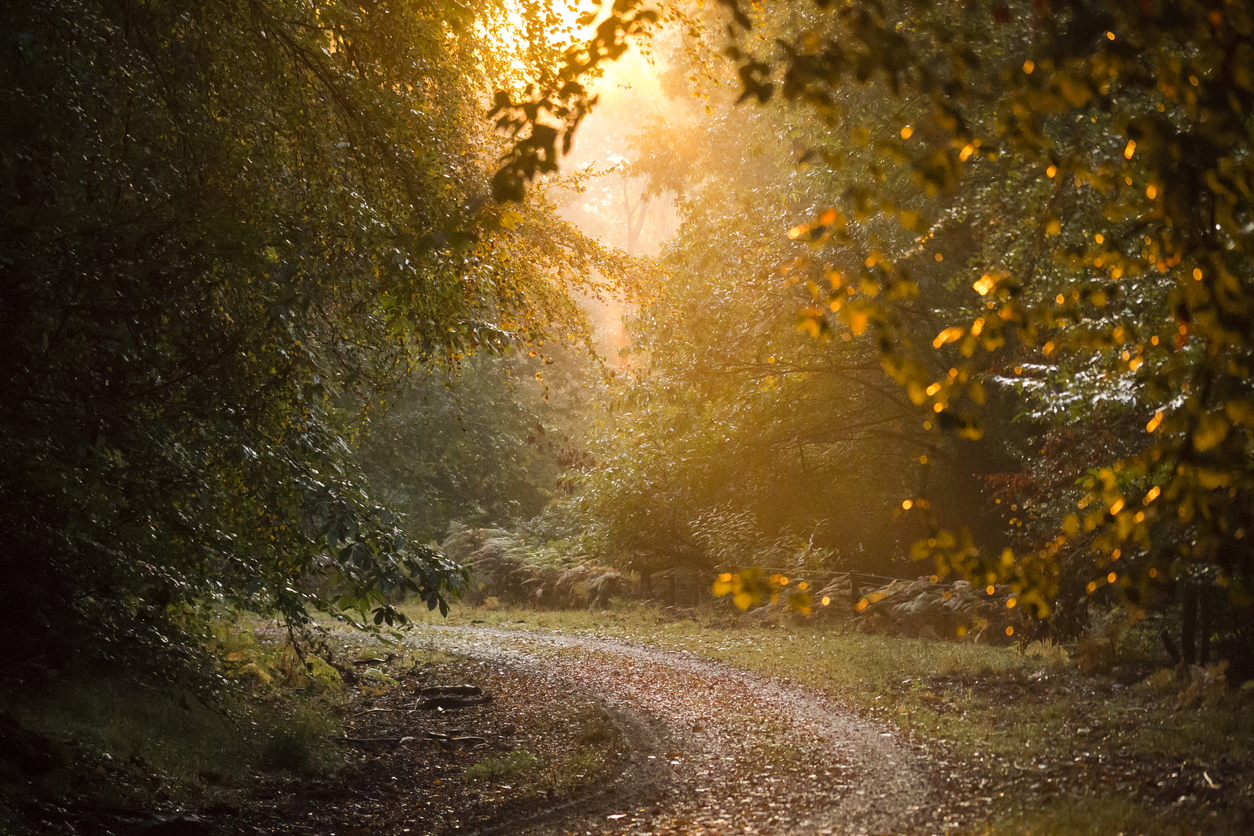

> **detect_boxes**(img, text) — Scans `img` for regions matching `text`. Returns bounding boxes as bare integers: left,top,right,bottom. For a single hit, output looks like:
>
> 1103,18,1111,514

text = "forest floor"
5,609,1254,835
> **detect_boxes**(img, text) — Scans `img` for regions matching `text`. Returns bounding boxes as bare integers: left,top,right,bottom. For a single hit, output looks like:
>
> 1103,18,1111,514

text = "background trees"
732,0,1254,640
356,347,598,544
544,2,1016,585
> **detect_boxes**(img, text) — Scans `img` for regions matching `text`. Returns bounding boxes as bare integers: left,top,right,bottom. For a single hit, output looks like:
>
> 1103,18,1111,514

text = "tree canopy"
0,0,627,676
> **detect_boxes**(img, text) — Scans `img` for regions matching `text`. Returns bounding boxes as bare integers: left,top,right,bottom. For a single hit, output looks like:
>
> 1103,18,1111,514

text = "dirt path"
411,625,946,836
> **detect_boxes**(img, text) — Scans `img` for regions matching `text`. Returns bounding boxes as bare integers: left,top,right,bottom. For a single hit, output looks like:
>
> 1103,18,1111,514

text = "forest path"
409,625,946,836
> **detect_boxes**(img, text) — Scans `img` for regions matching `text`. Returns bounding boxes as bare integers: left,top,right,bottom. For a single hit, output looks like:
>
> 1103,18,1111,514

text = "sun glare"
479,0,665,103
480,0,601,78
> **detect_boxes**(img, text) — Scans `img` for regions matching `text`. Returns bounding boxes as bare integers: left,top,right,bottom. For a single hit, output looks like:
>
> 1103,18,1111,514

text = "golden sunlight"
478,0,595,79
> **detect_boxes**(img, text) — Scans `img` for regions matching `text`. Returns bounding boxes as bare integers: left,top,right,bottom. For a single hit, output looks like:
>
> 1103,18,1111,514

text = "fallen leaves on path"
414,627,945,836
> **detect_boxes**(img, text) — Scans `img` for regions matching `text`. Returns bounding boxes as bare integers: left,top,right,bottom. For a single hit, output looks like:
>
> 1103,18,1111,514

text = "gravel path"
410,626,946,836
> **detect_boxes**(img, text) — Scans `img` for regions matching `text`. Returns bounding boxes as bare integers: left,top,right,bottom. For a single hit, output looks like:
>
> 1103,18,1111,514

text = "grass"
2,617,349,827
405,598,1254,835
312,612,626,801
562,708,621,782
996,796,1158,836
23,600,1233,833
466,749,540,782
13,677,344,797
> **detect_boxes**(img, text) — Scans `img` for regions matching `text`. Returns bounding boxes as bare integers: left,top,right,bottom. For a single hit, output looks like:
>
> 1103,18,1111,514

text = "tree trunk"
1199,584,1212,665
1182,582,1198,667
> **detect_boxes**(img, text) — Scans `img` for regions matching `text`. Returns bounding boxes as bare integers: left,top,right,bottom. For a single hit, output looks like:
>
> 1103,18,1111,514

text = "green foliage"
550,5,1009,583
357,350,596,542
437,523,624,608
0,0,624,681
201,618,344,694
490,0,662,202
257,701,342,775
714,0,1254,621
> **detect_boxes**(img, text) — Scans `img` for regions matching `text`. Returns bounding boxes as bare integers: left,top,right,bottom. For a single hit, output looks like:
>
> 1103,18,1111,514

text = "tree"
495,0,1254,636
0,0,617,677
570,92,932,578
357,348,599,543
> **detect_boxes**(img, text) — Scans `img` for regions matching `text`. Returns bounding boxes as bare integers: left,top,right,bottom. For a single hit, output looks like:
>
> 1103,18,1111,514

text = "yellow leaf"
1197,469,1234,489
958,423,984,441
1059,76,1091,107
1225,398,1254,427
932,326,965,348
797,315,824,338
788,591,811,614
1193,413,1229,452
1116,512,1135,540
848,309,869,336
500,210,522,230
238,662,272,687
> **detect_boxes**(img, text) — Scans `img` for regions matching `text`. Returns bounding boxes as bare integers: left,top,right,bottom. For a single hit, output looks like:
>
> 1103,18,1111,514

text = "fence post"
849,572,860,606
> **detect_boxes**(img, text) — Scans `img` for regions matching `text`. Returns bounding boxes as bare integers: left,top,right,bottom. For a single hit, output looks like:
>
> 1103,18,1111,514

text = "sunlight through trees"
493,0,1254,652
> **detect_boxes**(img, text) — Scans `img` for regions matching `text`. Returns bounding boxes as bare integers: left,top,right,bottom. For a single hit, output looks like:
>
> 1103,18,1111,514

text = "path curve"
409,626,944,836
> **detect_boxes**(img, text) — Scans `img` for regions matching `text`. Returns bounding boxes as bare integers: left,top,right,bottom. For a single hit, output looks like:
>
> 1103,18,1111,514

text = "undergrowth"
1,618,347,832
16,679,341,791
